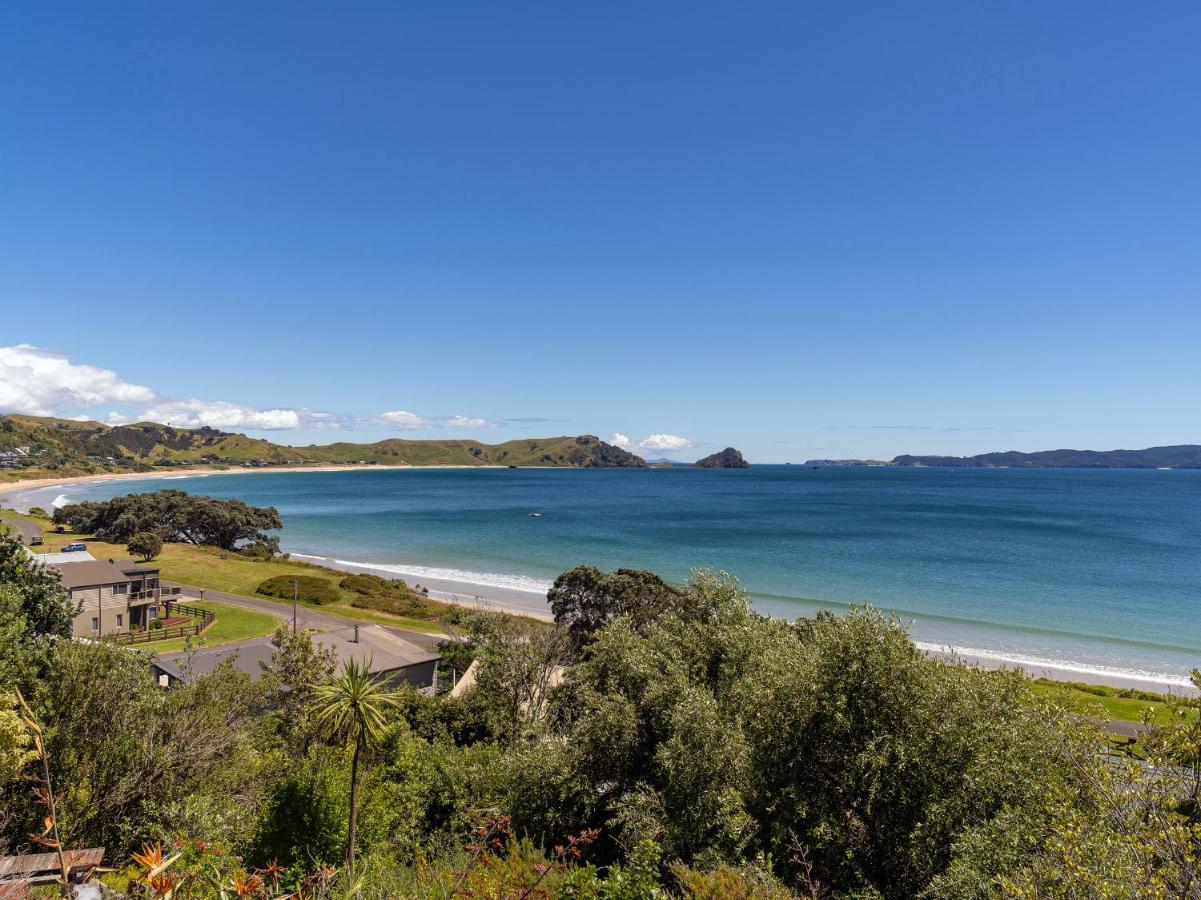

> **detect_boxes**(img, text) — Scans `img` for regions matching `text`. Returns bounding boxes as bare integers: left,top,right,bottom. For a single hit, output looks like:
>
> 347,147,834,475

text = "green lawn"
144,600,282,653
1029,678,1177,725
32,529,443,633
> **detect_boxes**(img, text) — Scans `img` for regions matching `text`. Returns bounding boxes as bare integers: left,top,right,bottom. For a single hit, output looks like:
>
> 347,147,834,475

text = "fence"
112,603,215,645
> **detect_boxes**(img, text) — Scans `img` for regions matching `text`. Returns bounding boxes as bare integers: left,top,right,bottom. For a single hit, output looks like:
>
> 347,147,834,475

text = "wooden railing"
111,603,214,645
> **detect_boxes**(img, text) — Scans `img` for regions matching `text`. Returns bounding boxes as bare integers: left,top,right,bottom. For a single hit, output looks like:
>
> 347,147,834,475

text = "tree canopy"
547,565,684,651
0,529,76,637
53,489,282,551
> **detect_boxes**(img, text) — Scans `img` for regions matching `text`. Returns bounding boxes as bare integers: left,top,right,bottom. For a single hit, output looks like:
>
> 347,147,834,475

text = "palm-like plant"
309,657,399,876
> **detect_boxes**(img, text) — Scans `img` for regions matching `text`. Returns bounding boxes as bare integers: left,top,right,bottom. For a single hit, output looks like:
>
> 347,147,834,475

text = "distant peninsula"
0,414,647,479
694,447,750,468
805,445,1201,470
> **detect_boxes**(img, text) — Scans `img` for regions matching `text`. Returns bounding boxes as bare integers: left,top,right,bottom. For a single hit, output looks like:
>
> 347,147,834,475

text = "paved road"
161,580,444,649
0,512,41,545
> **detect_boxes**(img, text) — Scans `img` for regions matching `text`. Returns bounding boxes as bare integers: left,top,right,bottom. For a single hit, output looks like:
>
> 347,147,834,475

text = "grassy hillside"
0,414,645,479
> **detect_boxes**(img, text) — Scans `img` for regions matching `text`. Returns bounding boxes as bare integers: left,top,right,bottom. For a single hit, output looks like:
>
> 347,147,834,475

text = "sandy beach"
4,466,1196,696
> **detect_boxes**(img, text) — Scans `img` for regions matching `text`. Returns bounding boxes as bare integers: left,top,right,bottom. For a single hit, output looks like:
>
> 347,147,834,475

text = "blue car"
63,542,87,552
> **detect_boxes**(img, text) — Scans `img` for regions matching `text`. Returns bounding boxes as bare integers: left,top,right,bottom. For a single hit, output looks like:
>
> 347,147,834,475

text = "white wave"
290,553,554,596
915,640,1196,691
50,494,71,509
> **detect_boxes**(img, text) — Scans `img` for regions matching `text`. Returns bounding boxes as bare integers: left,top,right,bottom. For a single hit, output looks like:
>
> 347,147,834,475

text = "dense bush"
340,573,409,595
257,574,341,605
3,542,1199,897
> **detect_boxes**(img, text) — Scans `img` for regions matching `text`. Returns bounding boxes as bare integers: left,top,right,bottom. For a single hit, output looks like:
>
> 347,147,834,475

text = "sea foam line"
289,553,555,596
914,641,1197,691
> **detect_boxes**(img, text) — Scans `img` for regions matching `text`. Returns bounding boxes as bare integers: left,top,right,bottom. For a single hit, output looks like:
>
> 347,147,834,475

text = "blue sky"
2,2,1199,462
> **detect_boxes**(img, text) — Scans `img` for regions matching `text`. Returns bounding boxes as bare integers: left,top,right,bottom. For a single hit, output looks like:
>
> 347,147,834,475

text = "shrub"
150,620,162,631
27,507,47,518
256,575,341,606
348,591,451,621
340,573,409,595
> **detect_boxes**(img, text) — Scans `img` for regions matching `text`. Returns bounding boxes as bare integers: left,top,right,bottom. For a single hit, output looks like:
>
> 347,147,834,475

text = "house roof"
25,549,95,565
152,624,441,683
41,557,158,589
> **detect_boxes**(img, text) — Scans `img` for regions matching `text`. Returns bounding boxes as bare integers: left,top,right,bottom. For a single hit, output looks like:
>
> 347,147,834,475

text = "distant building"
0,447,30,467
151,623,442,691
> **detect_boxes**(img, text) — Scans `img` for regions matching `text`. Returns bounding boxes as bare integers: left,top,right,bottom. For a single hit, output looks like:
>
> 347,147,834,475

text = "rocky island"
693,447,750,468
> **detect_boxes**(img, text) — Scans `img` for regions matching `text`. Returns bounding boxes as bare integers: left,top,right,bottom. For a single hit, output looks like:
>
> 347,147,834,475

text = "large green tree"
53,489,282,551
547,565,683,651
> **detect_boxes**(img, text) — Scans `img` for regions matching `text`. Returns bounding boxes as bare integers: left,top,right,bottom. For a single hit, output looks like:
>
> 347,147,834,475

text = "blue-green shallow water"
16,466,1201,687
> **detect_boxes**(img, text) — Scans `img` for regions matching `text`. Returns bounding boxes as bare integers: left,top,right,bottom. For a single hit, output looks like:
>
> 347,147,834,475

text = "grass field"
1029,678,1179,726
147,600,282,653
26,525,443,633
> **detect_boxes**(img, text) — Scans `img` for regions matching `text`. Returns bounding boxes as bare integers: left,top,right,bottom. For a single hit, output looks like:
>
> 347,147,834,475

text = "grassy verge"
147,600,282,653
1029,678,1176,725
32,528,443,633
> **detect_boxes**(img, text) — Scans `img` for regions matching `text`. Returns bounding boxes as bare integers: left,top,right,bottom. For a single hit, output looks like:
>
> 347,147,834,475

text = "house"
35,551,179,638
151,623,442,691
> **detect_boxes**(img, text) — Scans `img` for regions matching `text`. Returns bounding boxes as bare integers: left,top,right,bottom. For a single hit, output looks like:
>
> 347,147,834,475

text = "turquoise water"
17,465,1201,687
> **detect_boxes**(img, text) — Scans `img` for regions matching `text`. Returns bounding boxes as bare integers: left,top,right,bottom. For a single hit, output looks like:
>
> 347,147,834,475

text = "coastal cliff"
693,447,750,468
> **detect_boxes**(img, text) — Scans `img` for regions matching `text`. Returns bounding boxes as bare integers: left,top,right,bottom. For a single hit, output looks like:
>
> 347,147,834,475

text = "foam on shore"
915,641,1198,693
290,553,554,596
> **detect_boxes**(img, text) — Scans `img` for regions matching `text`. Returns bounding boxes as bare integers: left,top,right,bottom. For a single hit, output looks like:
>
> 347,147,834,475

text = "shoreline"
0,462,517,501
5,468,1197,696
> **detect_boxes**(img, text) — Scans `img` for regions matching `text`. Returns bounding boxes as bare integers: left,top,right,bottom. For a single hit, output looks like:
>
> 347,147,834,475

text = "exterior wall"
70,584,131,638
379,659,439,690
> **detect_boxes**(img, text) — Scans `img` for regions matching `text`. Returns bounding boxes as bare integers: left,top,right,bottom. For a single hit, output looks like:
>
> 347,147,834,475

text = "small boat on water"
529,512,543,517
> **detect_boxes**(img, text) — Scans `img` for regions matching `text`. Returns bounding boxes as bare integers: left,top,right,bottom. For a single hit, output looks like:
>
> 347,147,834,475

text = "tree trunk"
346,735,361,876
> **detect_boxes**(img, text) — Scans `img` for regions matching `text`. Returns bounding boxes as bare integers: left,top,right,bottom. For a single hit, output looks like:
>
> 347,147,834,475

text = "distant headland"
806,445,1201,469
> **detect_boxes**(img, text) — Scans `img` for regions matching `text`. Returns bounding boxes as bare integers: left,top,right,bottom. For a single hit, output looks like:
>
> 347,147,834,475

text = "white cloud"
0,345,504,436
609,431,694,453
638,433,692,451
139,399,302,431
377,410,495,430
0,344,155,416
445,415,491,428
377,410,430,429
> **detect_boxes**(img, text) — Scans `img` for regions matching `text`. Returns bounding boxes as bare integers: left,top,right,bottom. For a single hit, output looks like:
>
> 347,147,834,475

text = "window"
113,583,127,595
148,608,157,621
148,578,159,589
116,614,123,628
91,617,99,632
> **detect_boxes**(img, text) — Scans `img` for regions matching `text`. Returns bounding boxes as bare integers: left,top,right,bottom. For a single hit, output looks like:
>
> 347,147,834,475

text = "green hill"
0,414,646,479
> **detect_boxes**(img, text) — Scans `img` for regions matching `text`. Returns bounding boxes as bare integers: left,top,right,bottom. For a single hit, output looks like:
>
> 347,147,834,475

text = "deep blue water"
17,465,1201,686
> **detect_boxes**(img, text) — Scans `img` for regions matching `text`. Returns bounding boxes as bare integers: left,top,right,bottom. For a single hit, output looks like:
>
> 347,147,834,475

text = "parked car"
30,535,43,546
63,542,87,552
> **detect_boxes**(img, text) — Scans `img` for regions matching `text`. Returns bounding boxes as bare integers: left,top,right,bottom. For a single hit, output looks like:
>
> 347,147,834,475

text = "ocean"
13,465,1201,689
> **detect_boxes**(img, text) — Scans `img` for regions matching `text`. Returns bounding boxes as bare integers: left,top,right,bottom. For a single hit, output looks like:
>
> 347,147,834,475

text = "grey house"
151,623,441,691
39,552,174,638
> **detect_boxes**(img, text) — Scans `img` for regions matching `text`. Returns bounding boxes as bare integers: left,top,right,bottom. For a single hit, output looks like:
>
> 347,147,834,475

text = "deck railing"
111,603,214,645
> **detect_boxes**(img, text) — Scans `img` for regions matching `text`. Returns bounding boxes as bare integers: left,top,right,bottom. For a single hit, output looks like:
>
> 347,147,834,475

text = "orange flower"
132,842,166,870
148,871,178,897
231,873,264,897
